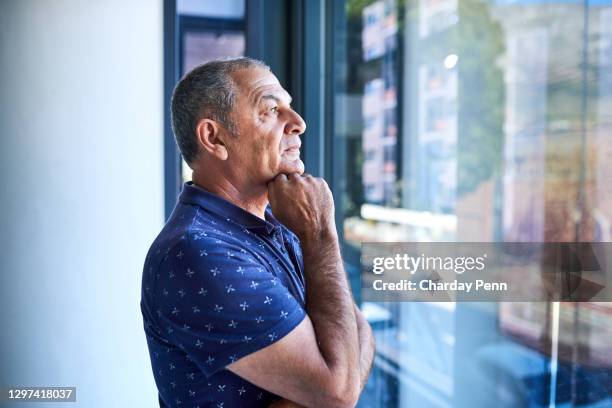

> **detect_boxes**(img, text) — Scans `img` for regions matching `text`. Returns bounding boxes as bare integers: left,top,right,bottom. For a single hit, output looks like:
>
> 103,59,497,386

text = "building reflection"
335,0,612,406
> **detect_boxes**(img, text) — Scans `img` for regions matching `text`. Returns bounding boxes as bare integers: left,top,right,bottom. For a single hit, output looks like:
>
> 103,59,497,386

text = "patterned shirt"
141,182,307,408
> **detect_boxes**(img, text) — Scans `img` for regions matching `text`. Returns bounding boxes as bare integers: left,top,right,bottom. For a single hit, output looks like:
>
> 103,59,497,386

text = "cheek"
241,137,274,172
248,122,285,169
264,142,283,168
264,128,285,158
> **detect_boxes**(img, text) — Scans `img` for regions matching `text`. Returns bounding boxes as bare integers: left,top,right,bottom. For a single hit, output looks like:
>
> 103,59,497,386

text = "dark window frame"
163,0,179,220
178,15,245,78
163,1,246,219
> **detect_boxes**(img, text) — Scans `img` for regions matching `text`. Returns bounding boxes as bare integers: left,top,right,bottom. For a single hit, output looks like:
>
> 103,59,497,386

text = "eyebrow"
259,93,292,106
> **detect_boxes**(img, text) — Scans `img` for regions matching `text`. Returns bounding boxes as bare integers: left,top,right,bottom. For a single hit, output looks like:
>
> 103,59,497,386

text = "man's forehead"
233,67,291,104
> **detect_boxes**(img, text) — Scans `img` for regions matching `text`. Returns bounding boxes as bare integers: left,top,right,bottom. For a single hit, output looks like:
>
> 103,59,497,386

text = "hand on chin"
278,157,305,177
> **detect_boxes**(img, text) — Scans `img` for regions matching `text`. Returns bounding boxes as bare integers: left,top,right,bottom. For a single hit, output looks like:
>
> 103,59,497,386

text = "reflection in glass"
334,0,612,406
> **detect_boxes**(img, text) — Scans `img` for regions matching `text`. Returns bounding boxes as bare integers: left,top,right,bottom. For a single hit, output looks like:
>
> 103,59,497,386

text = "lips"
284,142,301,152
282,144,301,162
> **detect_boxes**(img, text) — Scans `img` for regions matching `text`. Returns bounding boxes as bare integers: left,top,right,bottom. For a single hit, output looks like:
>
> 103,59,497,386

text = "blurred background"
0,0,611,407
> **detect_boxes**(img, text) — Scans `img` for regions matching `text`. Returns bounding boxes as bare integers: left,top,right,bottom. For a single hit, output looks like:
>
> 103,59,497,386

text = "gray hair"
170,57,269,165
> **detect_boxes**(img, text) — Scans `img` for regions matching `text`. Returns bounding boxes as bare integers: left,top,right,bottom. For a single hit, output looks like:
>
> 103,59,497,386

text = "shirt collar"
178,181,279,235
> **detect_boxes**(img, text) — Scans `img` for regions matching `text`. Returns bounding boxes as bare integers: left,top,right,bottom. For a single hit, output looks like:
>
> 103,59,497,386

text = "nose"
285,108,306,136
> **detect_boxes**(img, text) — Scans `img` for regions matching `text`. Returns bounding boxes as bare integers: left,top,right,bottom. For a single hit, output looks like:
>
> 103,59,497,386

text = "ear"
195,118,229,160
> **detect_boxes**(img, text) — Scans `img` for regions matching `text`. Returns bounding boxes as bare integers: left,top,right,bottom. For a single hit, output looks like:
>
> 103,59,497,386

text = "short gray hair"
170,57,269,165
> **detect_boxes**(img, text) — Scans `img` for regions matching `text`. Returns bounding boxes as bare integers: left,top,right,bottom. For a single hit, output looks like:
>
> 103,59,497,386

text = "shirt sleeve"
153,234,306,377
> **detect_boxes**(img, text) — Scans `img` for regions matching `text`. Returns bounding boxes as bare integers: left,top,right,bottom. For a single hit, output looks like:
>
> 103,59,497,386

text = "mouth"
283,141,301,153
282,145,301,160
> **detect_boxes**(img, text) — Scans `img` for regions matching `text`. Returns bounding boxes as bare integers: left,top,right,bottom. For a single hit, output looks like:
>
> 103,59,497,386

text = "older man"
141,57,374,408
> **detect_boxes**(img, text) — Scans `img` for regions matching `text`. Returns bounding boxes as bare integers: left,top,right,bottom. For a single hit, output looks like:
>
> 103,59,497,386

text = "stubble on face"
229,68,306,184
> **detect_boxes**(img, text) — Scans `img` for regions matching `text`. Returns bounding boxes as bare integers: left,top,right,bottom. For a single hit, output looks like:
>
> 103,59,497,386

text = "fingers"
267,173,287,195
270,172,307,185
274,173,288,182
268,172,318,194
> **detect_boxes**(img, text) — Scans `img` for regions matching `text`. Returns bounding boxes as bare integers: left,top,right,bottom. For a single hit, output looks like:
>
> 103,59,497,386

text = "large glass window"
330,0,612,406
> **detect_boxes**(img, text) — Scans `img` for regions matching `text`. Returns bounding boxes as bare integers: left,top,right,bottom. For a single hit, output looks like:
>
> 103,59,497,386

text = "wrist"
298,221,338,244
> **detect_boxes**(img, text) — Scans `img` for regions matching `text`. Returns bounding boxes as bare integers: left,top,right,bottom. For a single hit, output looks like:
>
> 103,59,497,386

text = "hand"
267,173,336,240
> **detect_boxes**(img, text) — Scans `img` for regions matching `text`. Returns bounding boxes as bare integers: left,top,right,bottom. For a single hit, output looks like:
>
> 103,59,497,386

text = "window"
177,0,246,183
329,0,612,406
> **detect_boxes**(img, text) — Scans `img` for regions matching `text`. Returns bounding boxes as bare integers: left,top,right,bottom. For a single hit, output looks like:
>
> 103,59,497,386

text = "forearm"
269,307,372,408
270,311,373,408
354,303,375,391
300,227,360,395
268,399,305,408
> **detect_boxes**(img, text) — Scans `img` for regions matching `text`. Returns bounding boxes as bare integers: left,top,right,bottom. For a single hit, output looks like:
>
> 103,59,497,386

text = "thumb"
266,179,279,205
267,182,276,205
267,173,288,195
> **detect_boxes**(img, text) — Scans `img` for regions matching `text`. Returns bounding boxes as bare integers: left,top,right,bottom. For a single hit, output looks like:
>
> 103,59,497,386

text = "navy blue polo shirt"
141,182,307,408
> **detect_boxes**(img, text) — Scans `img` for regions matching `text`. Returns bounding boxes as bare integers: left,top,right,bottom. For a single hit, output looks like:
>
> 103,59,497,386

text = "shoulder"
144,205,243,272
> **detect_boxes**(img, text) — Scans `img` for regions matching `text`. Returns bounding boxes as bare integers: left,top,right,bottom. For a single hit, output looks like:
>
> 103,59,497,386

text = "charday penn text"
369,254,508,293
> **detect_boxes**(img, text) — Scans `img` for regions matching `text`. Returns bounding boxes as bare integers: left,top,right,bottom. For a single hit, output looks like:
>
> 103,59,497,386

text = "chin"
279,159,305,176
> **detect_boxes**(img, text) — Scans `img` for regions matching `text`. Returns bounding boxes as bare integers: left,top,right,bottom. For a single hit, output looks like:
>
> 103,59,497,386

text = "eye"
270,106,279,114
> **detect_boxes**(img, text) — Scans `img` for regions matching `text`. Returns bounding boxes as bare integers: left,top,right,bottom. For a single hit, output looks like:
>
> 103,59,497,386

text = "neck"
191,168,268,220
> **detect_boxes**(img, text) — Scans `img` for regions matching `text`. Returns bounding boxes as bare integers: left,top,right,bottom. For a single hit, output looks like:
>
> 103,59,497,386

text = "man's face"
225,67,306,186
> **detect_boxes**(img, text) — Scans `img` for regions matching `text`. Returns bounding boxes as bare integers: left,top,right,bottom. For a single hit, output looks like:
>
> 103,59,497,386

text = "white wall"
0,0,164,406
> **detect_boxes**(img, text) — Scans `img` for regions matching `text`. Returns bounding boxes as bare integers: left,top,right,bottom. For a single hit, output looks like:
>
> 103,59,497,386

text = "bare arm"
268,399,305,408
268,305,374,408
299,222,361,398
355,303,375,391
227,174,365,408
